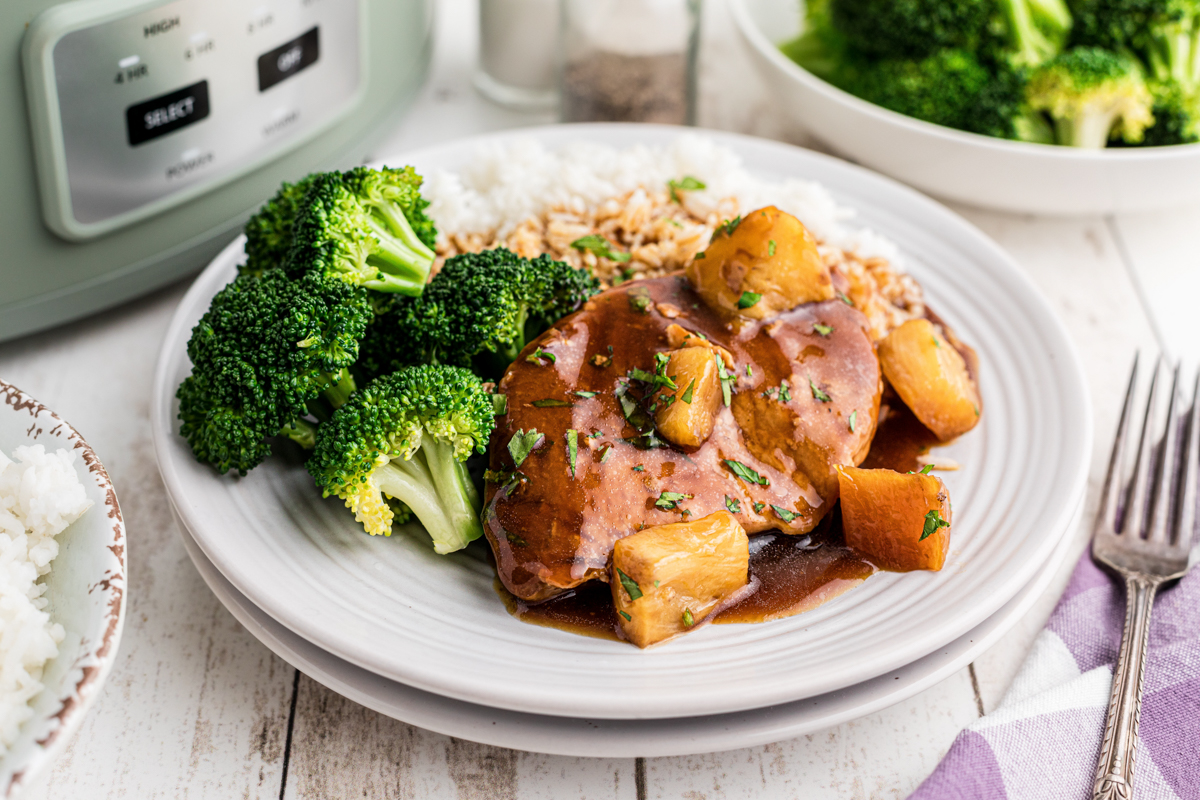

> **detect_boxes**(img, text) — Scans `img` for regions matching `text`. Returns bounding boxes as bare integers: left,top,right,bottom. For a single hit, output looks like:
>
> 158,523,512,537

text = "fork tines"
1095,356,1199,562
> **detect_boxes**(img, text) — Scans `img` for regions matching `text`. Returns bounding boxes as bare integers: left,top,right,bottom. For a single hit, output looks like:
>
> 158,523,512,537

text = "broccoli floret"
1144,0,1200,85
308,365,495,553
843,50,1027,138
1069,0,1200,83
240,177,316,279
178,270,372,475
1027,46,1155,145
285,171,437,295
780,0,853,83
1114,78,1200,142
827,0,993,59
361,248,600,382
1000,0,1074,66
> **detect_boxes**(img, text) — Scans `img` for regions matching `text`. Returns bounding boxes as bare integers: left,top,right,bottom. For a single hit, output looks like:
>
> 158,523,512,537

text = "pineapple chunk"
611,511,749,648
837,466,952,572
877,318,981,441
654,347,724,448
686,206,833,320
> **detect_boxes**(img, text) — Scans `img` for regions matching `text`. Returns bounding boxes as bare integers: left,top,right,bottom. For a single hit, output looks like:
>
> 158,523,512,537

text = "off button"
125,80,210,146
258,27,320,92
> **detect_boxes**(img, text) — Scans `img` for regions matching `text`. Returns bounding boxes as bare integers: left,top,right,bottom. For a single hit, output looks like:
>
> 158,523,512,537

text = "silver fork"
1091,357,1199,800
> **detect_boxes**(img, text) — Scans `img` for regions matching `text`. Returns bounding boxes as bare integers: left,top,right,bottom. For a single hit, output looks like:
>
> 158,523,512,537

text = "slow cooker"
3,0,433,341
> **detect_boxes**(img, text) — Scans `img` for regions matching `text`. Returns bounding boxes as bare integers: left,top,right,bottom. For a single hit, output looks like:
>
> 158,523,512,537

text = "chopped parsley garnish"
532,398,573,408
694,251,706,259
566,429,578,477
973,403,980,417
619,610,632,622
571,234,631,263
848,410,857,433
746,364,753,377
682,608,695,627
809,377,831,403
668,175,706,203
737,291,762,309
724,459,769,486
508,429,544,469
725,495,742,514
767,240,777,257
836,290,854,307
527,348,556,365
753,501,766,513
590,353,613,368
779,380,791,403
572,390,598,399
600,446,614,463
917,464,935,475
932,336,941,349
611,267,637,286
715,353,735,406
655,491,693,510
628,367,655,384
711,215,743,242
492,394,508,415
628,287,652,313
813,323,833,336
921,509,950,541
633,465,644,472
681,379,696,404
772,504,800,523
616,569,643,601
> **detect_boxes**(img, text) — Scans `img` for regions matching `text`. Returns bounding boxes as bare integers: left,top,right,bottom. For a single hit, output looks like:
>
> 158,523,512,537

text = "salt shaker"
476,0,560,110
561,0,700,125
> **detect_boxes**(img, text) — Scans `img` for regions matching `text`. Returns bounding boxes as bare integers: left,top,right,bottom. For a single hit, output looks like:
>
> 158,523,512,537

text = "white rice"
0,445,91,755
422,134,902,265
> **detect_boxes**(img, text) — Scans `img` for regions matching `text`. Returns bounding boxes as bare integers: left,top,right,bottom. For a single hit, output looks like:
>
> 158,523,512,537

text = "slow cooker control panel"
23,0,363,240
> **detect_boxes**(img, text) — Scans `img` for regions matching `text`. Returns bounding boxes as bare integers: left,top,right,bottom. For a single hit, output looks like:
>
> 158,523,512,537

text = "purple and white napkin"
911,553,1199,800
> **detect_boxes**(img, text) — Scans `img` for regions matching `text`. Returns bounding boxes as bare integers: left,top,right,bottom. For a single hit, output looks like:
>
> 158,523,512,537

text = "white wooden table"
4,0,1198,796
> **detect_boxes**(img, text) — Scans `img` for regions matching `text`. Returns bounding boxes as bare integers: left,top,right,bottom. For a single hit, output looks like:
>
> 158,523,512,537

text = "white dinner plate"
152,124,1092,720
172,497,1082,757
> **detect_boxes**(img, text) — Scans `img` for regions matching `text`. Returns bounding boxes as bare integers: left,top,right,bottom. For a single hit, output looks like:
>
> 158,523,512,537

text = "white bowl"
0,380,126,797
730,0,1200,215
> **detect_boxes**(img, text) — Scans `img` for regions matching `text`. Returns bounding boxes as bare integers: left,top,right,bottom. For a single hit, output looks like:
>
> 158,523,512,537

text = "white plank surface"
0,0,1183,796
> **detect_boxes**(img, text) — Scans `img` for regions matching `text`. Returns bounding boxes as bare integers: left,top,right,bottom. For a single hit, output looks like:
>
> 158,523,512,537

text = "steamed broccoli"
240,176,316,279
1144,0,1200,85
285,170,437,295
1001,0,1074,66
361,248,600,382
178,270,372,475
827,0,994,59
1027,46,1155,145
308,365,495,553
843,50,1027,138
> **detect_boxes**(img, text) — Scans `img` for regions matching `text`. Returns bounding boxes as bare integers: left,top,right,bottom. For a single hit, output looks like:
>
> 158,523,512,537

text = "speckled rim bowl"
730,0,1200,215
0,380,126,798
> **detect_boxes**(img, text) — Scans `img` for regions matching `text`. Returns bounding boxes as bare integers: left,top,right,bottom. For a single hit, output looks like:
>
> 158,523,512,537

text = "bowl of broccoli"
730,0,1200,214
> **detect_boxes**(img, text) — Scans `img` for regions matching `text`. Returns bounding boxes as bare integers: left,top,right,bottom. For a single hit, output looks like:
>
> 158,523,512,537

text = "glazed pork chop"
483,207,884,601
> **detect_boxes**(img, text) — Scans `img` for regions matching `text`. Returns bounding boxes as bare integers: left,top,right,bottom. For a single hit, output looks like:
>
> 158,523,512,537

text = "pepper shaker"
560,0,701,125
476,0,560,110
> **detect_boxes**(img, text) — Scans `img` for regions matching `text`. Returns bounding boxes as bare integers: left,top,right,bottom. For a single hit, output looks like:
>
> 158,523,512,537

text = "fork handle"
1092,574,1161,800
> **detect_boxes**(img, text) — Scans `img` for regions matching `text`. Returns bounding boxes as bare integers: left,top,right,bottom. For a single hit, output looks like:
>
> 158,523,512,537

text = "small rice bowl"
0,445,91,755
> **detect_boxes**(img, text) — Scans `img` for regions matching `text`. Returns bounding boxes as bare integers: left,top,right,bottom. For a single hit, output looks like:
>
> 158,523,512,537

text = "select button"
125,80,210,146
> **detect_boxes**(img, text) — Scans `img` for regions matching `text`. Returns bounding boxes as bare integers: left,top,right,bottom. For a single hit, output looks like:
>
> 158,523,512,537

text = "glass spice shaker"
560,0,701,125
476,0,561,110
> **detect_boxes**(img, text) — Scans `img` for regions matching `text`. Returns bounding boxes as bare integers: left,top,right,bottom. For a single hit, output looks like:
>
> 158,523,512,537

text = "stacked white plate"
151,126,1092,757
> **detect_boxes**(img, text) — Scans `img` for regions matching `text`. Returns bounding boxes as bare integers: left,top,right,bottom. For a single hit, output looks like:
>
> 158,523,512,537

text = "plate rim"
172,493,1085,757
151,123,1094,719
